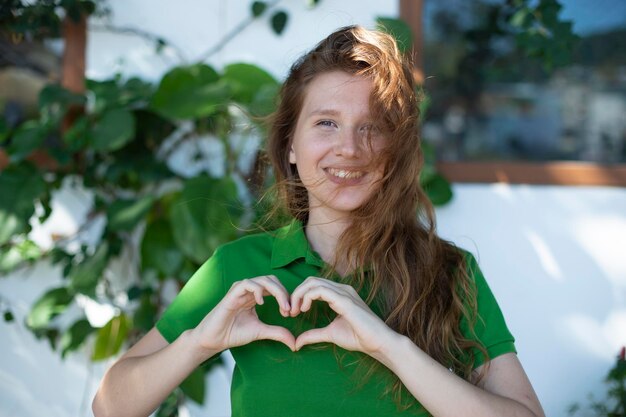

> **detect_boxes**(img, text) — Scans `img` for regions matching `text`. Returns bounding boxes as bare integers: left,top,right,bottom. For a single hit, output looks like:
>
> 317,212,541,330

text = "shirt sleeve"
156,247,227,345
460,251,517,370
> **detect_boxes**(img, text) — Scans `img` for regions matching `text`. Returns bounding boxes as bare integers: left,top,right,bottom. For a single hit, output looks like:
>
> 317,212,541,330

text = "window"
400,0,626,186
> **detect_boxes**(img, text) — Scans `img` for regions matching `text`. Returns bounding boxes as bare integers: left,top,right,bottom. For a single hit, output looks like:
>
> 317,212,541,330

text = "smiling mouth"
325,168,365,179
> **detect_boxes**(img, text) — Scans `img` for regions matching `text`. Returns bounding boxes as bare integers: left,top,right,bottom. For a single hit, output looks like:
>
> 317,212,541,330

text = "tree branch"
89,23,188,63
195,0,283,62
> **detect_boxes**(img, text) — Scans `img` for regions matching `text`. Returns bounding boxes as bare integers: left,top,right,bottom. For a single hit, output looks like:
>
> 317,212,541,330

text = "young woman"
93,26,545,417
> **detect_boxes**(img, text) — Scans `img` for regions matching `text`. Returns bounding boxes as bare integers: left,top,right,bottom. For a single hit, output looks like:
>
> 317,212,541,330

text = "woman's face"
289,71,386,221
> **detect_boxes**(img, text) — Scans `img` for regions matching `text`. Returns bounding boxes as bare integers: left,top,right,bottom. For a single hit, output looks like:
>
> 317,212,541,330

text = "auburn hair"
266,25,487,406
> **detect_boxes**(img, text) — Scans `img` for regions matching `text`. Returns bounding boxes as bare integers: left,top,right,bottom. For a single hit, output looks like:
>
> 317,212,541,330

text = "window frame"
399,0,626,187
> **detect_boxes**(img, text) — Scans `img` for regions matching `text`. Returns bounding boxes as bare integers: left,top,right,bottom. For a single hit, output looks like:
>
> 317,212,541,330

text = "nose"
334,128,362,158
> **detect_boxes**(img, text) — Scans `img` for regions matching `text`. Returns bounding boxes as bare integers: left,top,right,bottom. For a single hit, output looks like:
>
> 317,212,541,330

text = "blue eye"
360,124,381,137
317,120,336,128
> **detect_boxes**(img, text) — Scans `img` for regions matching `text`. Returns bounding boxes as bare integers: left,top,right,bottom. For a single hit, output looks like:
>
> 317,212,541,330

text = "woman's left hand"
290,276,398,355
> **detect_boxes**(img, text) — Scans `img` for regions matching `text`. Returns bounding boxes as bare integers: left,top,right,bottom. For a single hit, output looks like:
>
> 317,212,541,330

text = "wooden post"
61,14,87,95
55,13,88,171
399,0,424,84
61,13,87,135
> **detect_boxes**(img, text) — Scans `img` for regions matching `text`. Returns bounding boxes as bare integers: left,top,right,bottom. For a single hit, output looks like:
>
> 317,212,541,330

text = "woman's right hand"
191,275,295,353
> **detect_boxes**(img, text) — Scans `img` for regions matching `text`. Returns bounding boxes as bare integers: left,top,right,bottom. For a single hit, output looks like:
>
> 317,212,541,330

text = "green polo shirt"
156,221,516,416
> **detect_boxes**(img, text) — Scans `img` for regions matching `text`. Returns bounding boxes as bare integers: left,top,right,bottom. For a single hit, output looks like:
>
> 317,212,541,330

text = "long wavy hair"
266,25,487,405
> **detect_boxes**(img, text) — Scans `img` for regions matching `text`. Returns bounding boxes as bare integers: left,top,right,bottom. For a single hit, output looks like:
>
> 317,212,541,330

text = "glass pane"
422,0,626,164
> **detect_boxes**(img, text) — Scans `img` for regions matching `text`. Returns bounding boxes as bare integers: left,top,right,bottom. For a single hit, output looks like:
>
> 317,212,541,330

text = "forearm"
92,330,218,417
371,334,540,417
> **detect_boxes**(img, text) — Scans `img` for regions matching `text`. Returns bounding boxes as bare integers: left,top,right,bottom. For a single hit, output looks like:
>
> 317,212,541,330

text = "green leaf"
103,150,172,190
0,245,24,273
69,243,109,296
0,239,41,273
127,285,142,301
8,120,46,161
50,247,74,266
270,11,288,35
422,173,453,206
133,109,176,149
87,78,153,114
420,141,436,167
537,0,562,27
141,219,183,278
79,0,97,16
60,318,96,358
0,162,45,245
37,190,53,224
133,294,157,332
91,108,136,151
510,8,531,28
3,310,14,322
33,327,61,351
0,117,9,144
107,196,155,232
39,84,86,111
306,0,321,8
552,20,573,40
86,79,120,114
178,259,200,284
64,0,83,22
92,314,131,361
155,37,166,54
222,63,278,105
122,77,154,102
156,392,180,417
180,367,206,404
376,17,413,54
38,84,85,127
251,1,267,17
151,64,229,120
418,89,430,122
62,115,90,151
26,287,74,330
170,176,242,264
47,146,73,166
249,83,279,117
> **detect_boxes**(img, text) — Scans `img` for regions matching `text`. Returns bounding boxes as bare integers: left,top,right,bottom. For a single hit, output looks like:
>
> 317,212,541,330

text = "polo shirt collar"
271,220,325,269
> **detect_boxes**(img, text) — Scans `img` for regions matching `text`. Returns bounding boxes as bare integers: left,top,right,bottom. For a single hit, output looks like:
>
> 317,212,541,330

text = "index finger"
250,275,292,314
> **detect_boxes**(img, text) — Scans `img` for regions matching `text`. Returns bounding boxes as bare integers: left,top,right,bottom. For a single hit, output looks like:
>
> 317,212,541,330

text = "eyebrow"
307,108,341,118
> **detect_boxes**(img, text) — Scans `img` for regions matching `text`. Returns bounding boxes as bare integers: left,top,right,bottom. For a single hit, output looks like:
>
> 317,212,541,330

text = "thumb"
257,324,296,351
295,327,330,351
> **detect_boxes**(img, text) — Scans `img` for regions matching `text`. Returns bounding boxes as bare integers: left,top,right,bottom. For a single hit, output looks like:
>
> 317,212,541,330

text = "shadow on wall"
435,184,626,417
0,261,109,417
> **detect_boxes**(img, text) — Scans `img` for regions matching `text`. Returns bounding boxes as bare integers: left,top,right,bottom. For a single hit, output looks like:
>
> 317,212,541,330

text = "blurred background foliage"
422,0,624,163
0,0,577,415
569,347,626,417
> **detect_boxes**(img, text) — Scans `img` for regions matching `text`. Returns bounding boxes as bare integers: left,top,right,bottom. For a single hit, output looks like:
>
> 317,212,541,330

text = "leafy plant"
0,64,280,415
569,347,626,417
0,2,452,415
0,0,109,39
425,0,579,120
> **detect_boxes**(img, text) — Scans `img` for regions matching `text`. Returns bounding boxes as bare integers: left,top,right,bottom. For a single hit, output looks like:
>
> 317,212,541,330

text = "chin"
325,195,370,214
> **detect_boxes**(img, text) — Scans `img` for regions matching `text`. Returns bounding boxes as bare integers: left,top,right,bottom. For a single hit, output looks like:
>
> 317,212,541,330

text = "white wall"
2,184,625,417
437,184,626,416
86,0,398,81
2,1,625,416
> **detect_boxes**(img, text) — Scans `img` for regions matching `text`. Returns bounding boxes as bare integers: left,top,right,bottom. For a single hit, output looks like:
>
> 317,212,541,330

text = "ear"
288,146,296,164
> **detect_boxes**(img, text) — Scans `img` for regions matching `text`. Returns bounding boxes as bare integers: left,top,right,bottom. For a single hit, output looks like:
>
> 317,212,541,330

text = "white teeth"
327,168,364,179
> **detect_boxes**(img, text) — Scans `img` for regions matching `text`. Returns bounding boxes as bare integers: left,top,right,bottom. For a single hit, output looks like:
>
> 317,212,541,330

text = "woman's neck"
305,210,352,276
